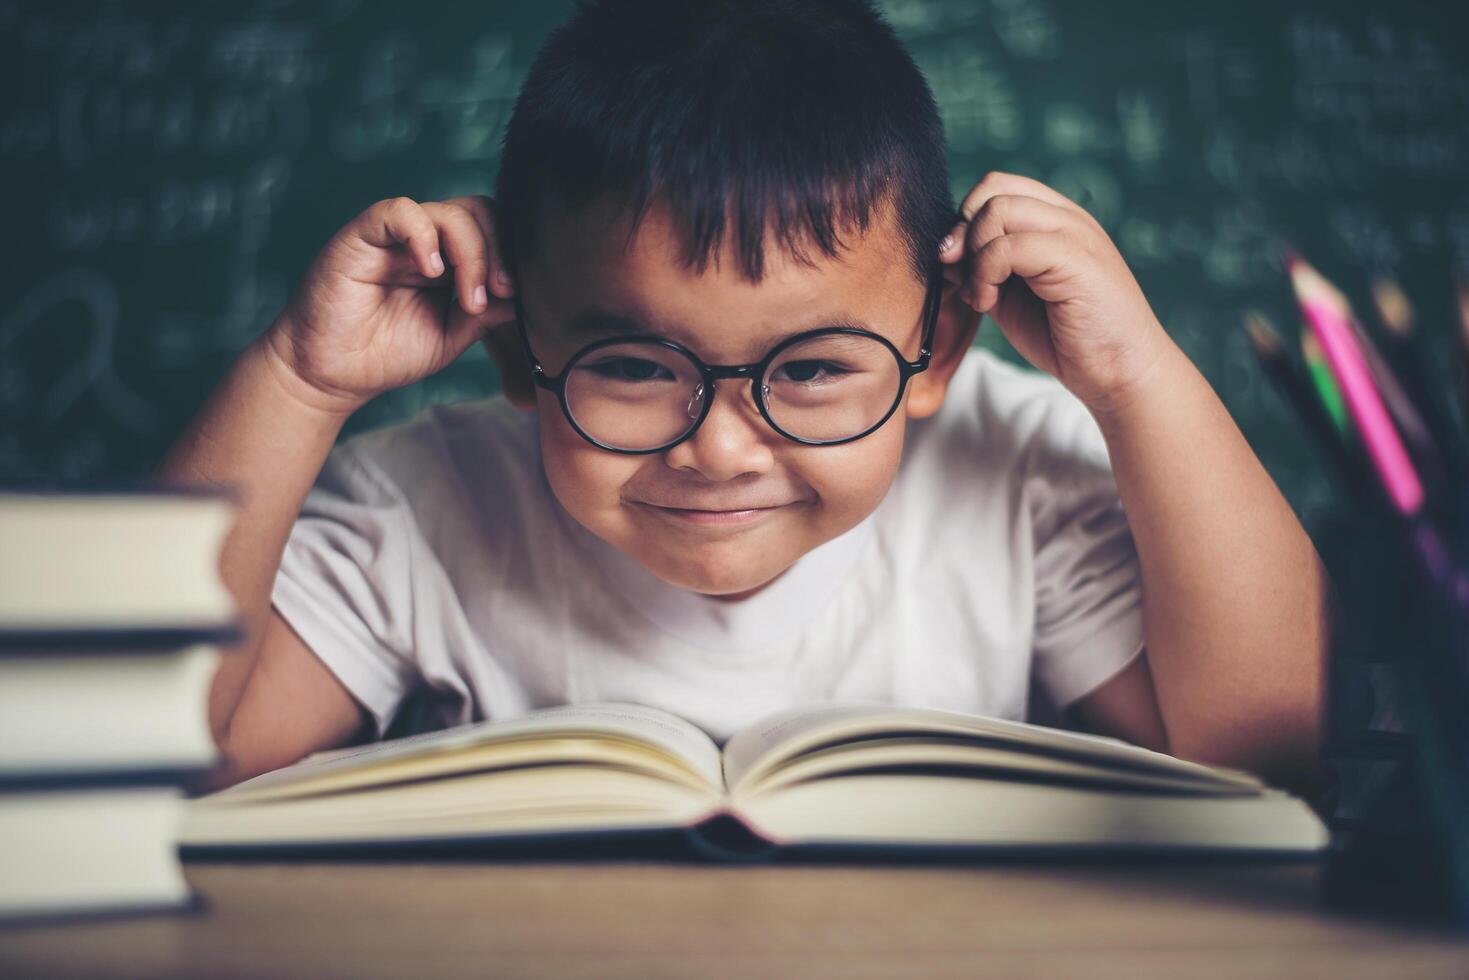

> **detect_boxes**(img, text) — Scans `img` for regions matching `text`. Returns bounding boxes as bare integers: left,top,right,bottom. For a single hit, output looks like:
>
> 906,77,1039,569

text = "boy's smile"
492,193,974,602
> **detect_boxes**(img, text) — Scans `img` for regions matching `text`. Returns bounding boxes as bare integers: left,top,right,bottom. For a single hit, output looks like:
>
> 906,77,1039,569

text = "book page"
722,703,1263,794
183,765,719,848
742,738,1260,799
220,702,724,801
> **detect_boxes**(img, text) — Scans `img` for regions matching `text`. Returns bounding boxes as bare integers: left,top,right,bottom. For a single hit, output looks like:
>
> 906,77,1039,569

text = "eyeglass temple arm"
510,293,560,390
911,268,945,369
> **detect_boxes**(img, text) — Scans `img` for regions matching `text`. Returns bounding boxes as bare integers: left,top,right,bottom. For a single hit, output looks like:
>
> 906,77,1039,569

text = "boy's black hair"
494,0,952,286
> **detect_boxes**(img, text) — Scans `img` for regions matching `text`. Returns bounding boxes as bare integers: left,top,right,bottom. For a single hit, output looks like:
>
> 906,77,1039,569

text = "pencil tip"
1284,250,1349,317
1371,277,1414,337
1242,310,1281,354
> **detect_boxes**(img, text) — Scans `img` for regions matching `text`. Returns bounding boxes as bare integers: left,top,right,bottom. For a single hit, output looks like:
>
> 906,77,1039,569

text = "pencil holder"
1315,502,1469,930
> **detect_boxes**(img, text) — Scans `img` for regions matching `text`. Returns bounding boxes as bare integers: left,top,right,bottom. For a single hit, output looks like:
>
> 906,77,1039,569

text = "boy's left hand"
939,171,1174,417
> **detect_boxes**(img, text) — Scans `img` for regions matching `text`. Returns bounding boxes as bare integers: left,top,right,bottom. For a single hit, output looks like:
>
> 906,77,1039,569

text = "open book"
182,702,1330,858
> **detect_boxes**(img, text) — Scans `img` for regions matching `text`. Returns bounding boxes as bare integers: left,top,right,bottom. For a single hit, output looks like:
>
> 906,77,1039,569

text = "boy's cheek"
785,430,906,529
535,416,637,525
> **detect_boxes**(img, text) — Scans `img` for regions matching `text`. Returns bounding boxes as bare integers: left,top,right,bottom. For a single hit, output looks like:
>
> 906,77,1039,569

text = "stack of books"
0,491,238,920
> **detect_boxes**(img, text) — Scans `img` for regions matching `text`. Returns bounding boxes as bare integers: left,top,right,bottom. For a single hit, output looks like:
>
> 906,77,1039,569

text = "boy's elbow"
1171,685,1328,799
197,724,257,793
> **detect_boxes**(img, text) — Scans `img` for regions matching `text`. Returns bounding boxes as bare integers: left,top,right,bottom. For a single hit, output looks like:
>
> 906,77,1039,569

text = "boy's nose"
662,380,775,481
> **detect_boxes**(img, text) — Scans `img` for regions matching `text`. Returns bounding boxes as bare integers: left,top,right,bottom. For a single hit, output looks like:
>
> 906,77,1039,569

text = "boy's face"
491,194,977,601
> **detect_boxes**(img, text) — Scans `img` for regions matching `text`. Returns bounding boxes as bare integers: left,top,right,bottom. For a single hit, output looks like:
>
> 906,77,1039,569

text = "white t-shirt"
271,349,1145,743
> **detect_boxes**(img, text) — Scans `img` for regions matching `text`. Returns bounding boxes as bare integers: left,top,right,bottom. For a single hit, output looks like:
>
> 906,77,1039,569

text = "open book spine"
683,809,782,863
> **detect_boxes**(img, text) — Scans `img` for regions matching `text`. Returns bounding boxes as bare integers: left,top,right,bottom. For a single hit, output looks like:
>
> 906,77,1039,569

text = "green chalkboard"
4,0,1468,528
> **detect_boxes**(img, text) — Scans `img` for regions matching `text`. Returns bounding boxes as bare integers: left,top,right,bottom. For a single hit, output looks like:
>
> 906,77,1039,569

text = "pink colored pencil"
1284,252,1425,516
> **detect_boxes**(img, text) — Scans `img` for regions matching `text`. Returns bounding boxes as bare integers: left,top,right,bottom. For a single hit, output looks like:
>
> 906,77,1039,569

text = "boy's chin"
638,551,791,601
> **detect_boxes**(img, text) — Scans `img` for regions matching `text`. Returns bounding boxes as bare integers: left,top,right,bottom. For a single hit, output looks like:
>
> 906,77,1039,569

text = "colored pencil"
1279,254,1434,460
1347,306,1435,465
1371,278,1414,340
1457,274,1469,437
1244,311,1366,488
1285,252,1425,517
1300,330,1351,436
1370,275,1459,488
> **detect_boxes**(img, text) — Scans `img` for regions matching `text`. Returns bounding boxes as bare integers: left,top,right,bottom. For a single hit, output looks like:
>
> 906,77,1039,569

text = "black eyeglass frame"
511,264,945,455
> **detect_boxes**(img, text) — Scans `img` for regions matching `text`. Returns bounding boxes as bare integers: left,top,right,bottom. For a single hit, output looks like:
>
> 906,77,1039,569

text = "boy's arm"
1066,653,1169,755
158,195,515,785
213,609,370,788
1083,343,1328,792
940,173,1326,791
157,336,371,783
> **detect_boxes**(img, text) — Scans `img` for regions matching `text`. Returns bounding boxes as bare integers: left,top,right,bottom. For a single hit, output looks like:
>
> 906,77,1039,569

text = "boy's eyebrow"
564,307,887,346
565,309,657,339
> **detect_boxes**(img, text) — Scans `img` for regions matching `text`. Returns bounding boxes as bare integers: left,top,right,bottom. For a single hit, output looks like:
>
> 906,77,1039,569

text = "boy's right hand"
264,195,517,416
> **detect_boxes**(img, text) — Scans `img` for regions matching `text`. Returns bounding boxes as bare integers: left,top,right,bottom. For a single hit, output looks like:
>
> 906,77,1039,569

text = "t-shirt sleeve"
270,440,421,736
1026,397,1146,710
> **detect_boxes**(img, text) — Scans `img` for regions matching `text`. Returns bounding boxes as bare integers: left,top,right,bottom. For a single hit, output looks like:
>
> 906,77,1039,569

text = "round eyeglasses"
511,267,944,455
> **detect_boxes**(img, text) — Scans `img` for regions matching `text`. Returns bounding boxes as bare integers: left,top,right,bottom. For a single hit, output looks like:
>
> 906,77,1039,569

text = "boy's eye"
583,356,675,382
770,360,848,385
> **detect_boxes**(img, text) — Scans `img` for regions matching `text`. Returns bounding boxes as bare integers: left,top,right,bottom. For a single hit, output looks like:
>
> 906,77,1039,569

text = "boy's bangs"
614,152,901,284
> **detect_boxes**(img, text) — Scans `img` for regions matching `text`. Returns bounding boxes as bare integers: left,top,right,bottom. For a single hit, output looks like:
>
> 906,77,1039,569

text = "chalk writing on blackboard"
0,0,1465,531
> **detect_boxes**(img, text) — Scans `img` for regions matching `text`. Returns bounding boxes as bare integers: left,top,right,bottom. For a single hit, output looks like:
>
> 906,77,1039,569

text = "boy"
164,0,1327,792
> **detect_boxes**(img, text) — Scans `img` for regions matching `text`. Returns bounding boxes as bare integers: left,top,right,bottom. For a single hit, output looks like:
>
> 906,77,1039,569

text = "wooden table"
3,858,1467,978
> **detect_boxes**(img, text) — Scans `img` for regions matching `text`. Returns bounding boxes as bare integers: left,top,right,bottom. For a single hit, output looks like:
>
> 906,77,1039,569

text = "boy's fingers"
360,197,444,279
969,230,1067,312
963,171,1096,226
941,171,1102,264
942,195,1074,305
444,195,515,299
938,216,968,264
962,194,1072,260
422,201,491,315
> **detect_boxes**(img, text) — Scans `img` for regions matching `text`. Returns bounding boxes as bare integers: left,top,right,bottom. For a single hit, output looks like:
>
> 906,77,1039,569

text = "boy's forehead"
527,193,924,355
